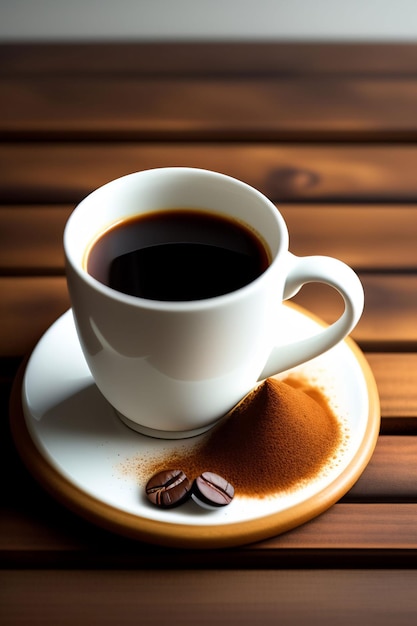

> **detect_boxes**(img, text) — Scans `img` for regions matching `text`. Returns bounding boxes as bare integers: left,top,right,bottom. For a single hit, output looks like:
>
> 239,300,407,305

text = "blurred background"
1,0,417,42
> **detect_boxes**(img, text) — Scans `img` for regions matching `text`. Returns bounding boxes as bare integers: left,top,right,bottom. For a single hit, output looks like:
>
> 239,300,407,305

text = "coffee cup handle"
258,253,364,380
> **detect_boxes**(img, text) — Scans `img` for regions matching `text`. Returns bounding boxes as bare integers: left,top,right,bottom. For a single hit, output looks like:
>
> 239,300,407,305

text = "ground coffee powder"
149,377,345,498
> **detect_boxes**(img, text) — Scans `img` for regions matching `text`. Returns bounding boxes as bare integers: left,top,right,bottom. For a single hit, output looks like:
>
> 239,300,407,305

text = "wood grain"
2,502,417,565
4,144,417,204
3,75,417,140
3,42,417,75
2,569,417,626
0,206,69,273
346,436,417,501
280,205,417,270
0,277,70,355
366,354,417,420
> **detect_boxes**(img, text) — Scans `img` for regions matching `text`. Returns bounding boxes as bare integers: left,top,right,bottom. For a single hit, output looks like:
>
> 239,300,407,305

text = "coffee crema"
86,209,270,301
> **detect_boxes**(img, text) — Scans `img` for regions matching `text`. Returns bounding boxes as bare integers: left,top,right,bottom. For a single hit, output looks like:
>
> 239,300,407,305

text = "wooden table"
1,42,417,625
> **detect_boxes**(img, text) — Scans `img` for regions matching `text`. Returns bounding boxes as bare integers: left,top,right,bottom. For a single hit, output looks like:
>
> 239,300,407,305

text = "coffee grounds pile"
150,377,344,498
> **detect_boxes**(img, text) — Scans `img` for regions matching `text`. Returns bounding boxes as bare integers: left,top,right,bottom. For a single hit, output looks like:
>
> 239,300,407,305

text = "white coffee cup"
64,167,364,438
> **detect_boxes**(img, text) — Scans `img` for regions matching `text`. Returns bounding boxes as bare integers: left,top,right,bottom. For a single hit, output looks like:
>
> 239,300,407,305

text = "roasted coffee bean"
192,471,235,509
145,469,191,508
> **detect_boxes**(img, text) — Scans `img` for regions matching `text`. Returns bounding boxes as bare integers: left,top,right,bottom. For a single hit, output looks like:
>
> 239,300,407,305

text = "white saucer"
11,304,380,549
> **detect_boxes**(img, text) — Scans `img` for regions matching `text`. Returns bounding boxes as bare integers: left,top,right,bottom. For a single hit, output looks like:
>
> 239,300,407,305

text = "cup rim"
64,167,288,312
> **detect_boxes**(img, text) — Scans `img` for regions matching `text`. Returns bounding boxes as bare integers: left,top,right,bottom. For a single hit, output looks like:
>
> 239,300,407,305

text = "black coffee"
86,209,270,301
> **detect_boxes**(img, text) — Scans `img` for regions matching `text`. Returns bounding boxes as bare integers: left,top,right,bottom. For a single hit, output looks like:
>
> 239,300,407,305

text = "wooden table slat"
3,569,417,626
366,354,417,420
346,436,417,501
2,503,417,562
4,42,417,76
5,144,417,204
4,77,417,141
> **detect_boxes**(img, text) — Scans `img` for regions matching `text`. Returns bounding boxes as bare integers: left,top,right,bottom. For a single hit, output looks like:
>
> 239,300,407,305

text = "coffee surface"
86,209,270,301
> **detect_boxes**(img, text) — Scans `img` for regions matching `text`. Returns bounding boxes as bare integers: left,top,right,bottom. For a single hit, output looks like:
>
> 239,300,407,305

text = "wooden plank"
2,503,417,563
2,569,417,626
4,144,417,204
258,503,417,550
0,277,70,355
0,206,69,273
3,42,417,76
1,274,416,356
3,77,417,140
346,437,417,501
281,205,417,271
366,354,417,420
291,274,417,348
1,205,416,273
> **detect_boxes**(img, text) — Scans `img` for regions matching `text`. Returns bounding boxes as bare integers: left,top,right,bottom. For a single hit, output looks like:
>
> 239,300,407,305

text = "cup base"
114,409,218,440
